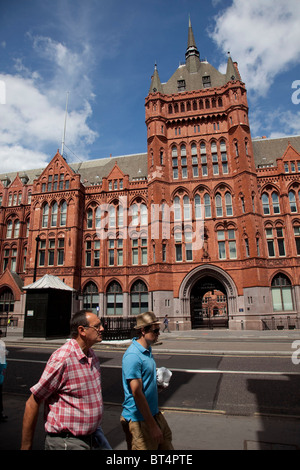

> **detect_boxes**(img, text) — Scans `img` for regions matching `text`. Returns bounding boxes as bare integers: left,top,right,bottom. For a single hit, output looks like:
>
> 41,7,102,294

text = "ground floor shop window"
271,273,293,311
0,287,14,313
83,281,99,313
131,280,148,314
107,281,123,315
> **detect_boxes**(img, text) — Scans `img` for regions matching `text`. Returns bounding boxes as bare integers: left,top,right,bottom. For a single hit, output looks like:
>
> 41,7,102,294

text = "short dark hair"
70,310,91,338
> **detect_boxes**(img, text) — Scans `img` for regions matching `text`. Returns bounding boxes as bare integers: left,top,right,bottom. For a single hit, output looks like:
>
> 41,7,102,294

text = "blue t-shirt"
121,338,158,422
0,361,6,386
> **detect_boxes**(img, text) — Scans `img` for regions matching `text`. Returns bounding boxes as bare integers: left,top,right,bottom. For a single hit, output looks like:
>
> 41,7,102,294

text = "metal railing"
100,316,136,340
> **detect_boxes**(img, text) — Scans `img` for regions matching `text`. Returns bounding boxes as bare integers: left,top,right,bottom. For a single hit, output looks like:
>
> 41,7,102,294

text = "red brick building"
1,21,300,331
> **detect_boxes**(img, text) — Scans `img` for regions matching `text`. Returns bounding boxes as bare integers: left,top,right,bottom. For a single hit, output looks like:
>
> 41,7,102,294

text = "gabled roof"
37,150,76,181
0,269,24,300
8,174,23,189
24,274,74,291
0,152,148,188
106,162,126,180
252,135,300,167
282,143,300,161
69,153,148,185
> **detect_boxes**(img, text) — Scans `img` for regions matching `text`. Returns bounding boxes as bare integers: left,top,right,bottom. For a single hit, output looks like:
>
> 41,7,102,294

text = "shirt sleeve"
123,352,142,381
30,355,65,401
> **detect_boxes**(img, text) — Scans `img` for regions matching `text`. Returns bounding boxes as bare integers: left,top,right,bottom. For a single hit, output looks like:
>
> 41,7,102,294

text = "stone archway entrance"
190,276,228,329
179,265,238,330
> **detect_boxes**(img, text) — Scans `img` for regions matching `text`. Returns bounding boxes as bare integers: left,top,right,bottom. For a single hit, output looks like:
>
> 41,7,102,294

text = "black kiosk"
23,274,74,338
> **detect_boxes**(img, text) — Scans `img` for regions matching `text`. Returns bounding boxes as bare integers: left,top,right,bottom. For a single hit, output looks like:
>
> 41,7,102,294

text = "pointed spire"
225,52,242,83
149,63,163,94
185,17,200,72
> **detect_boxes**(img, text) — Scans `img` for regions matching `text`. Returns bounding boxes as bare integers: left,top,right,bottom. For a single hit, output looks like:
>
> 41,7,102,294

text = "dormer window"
177,79,186,92
202,75,211,88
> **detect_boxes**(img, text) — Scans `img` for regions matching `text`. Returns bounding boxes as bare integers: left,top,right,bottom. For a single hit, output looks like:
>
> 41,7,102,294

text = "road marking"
7,358,300,376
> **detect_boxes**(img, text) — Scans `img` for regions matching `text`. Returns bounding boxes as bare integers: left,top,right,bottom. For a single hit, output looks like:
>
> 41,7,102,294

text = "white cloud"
251,107,300,139
210,0,300,97
0,33,98,173
0,145,48,174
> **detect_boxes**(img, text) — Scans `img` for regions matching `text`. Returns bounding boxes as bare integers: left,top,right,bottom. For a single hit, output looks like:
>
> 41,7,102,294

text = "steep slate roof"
0,152,148,186
149,19,240,95
252,135,300,167
69,152,148,185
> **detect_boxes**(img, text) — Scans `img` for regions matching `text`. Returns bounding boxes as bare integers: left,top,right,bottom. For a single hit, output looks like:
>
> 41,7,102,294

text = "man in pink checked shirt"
21,310,106,450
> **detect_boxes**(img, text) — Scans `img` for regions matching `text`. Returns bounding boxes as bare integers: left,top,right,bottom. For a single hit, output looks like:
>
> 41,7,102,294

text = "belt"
47,432,93,442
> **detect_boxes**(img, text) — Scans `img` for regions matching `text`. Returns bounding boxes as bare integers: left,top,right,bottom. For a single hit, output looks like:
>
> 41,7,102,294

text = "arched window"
60,201,67,226
180,144,186,156
271,274,293,312
174,196,181,220
225,192,233,216
109,205,116,227
118,205,124,227
83,282,99,314
204,194,211,218
131,280,148,315
194,194,202,219
289,191,297,213
211,141,218,175
131,204,138,226
215,193,223,217
211,141,217,154
95,206,101,230
262,193,270,215
107,281,123,315
51,202,58,226
6,220,13,238
87,208,93,229
14,220,20,238
220,140,228,173
272,192,280,214
42,203,49,228
183,195,191,220
191,143,197,156
141,204,148,225
0,287,14,313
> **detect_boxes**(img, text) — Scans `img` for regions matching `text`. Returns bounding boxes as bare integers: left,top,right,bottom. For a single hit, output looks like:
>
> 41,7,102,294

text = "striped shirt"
31,339,103,436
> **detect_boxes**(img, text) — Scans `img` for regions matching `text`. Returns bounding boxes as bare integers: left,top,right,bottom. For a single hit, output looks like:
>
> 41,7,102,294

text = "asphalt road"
5,344,300,417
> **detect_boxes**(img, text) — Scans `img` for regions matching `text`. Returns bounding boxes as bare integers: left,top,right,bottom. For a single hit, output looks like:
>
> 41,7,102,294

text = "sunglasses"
149,328,160,334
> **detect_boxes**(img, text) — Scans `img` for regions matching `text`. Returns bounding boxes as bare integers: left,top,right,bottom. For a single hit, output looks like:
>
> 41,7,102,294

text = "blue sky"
1,0,300,172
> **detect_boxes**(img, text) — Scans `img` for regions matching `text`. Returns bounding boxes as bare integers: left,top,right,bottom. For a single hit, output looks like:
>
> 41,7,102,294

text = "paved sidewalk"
4,326,300,356
1,394,299,450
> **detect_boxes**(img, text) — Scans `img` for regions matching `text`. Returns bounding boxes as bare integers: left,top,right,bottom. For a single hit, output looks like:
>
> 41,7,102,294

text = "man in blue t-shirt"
121,312,173,450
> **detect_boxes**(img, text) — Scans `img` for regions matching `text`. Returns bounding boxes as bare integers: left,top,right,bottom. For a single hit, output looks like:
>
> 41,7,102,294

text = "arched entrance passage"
179,265,238,329
191,276,228,328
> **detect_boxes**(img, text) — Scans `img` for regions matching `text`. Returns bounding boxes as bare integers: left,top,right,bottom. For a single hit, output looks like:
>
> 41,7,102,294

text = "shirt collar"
132,337,152,355
70,338,90,361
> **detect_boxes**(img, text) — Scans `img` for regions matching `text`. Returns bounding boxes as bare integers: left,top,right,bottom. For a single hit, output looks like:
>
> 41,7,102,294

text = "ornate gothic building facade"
1,21,300,331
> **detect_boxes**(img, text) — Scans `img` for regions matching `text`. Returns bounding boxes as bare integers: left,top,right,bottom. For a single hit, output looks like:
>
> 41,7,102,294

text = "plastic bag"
156,367,172,388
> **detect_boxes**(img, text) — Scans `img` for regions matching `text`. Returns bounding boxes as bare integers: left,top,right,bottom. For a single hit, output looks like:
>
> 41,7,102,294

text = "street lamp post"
33,235,41,282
